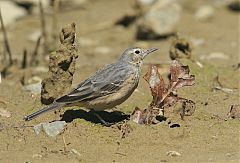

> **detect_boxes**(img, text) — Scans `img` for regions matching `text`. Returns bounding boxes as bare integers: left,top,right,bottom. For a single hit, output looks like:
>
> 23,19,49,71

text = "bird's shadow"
60,109,129,125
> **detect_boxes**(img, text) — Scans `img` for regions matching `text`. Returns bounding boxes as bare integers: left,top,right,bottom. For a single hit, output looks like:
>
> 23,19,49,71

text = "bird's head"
119,47,158,65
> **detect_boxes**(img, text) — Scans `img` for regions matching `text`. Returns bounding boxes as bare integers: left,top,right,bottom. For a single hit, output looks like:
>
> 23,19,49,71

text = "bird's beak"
142,48,158,59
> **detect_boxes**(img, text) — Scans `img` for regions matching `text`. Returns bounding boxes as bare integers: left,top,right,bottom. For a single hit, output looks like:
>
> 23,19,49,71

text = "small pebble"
71,149,81,157
0,1,27,27
23,82,41,94
94,46,111,54
33,121,66,137
32,154,43,158
195,5,215,21
166,151,181,157
27,30,41,42
79,37,98,47
137,0,182,39
190,37,205,47
200,52,229,60
0,108,11,118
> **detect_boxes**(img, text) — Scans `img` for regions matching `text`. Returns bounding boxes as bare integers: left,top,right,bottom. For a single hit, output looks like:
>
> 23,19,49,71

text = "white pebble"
0,108,11,118
195,5,215,21
166,151,181,157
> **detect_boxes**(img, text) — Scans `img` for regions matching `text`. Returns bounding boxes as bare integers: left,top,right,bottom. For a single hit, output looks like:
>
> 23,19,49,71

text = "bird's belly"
86,77,138,111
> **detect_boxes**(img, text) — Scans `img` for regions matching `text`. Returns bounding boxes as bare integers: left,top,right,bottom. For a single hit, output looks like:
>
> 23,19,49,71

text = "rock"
212,0,230,7
33,121,66,137
227,0,240,12
32,154,43,158
68,0,87,6
195,5,215,21
23,76,42,94
42,121,66,137
189,37,205,47
14,0,42,6
166,151,181,157
33,123,42,135
0,108,11,118
78,37,98,47
71,149,82,157
94,46,111,54
27,30,41,42
33,66,48,73
0,1,27,27
137,0,156,6
136,0,182,39
23,82,41,94
200,52,229,60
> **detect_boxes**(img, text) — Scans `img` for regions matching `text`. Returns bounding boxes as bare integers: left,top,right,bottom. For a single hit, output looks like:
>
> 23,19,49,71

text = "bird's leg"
90,110,114,127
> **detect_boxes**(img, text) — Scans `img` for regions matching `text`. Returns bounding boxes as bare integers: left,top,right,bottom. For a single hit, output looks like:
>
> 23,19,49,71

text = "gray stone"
33,121,66,137
137,0,182,38
0,1,27,27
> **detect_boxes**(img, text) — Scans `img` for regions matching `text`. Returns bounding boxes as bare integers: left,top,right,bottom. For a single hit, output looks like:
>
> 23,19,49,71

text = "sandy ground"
0,0,239,162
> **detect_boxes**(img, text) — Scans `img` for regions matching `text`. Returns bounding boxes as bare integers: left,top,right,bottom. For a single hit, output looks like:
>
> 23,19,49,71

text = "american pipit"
24,47,157,125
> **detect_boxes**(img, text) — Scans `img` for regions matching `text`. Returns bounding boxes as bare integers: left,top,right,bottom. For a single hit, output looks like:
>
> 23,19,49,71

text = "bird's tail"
24,103,64,121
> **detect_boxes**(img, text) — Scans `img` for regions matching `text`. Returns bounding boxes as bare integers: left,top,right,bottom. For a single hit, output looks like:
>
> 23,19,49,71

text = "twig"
39,0,48,54
0,8,13,65
22,48,27,69
30,36,42,66
52,0,59,49
212,76,235,94
0,124,33,130
62,134,67,153
1,48,7,64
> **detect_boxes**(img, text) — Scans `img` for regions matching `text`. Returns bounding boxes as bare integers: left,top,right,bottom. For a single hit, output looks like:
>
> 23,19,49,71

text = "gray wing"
56,63,131,103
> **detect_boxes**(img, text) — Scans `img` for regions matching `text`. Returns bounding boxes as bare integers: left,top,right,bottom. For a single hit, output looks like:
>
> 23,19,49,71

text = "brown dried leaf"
170,60,190,82
169,60,195,92
131,107,159,125
144,60,195,109
143,65,168,105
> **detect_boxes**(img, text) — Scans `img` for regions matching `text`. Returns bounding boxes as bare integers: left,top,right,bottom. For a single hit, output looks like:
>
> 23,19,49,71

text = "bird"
24,47,158,125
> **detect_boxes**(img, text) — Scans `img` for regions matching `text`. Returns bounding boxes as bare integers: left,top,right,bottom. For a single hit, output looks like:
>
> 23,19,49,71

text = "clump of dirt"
41,23,78,104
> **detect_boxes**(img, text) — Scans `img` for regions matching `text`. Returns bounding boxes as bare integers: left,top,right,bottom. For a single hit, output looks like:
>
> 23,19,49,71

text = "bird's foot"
92,112,114,127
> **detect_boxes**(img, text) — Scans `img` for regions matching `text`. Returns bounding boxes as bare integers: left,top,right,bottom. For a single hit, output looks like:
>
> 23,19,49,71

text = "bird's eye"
135,50,140,54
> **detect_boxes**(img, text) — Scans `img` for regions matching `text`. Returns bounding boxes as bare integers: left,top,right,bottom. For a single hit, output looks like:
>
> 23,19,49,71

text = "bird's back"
56,61,138,107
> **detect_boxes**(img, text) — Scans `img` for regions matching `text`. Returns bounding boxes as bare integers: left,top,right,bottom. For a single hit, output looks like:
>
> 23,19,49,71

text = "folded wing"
56,63,129,103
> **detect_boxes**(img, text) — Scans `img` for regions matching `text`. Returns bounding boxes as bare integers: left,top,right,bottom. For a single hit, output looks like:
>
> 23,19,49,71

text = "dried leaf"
144,60,195,109
143,65,168,107
134,60,195,124
212,75,234,94
170,60,190,82
131,107,159,125
169,60,195,92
